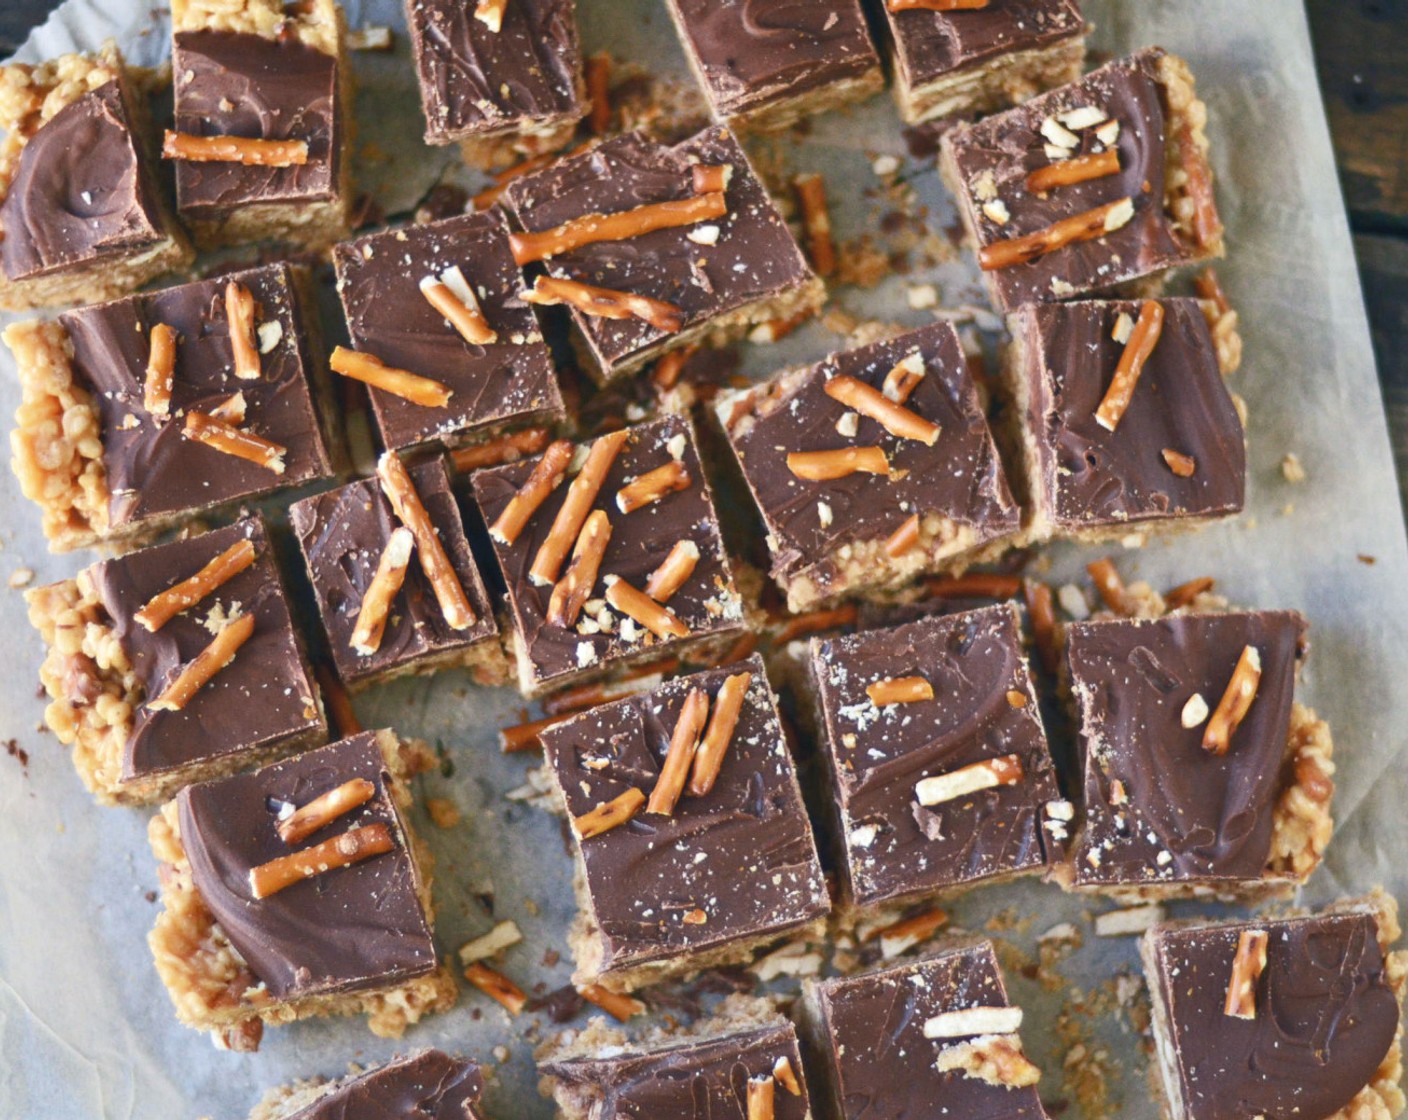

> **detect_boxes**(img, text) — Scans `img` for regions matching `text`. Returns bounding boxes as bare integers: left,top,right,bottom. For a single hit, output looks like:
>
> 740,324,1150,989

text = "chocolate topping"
172,30,340,215
810,941,1048,1120
667,0,880,118
539,656,827,974
177,733,437,1001
332,210,563,451
811,605,1059,907
1013,298,1245,531
58,263,333,530
1066,610,1308,888
286,1050,484,1120
1148,909,1401,1120
86,516,323,780
885,0,1083,87
290,456,497,687
0,79,163,281
407,0,584,143
504,127,814,376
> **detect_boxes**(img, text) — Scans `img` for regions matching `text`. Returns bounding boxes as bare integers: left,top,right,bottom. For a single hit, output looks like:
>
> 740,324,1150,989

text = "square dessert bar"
407,0,586,170
331,209,565,453
801,940,1050,1120
504,126,823,381
540,997,813,1120
1141,892,1406,1120
166,0,351,249
664,0,883,132
27,515,326,806
290,454,505,691
878,0,1085,124
808,605,1060,917
1004,297,1245,543
538,655,828,991
250,1050,485,1120
1062,609,1335,902
941,48,1224,312
0,47,192,310
471,415,749,698
5,262,338,552
149,730,457,1051
718,322,1020,612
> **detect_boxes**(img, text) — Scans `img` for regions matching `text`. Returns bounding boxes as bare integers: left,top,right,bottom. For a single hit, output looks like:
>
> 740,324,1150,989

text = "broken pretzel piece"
547,509,611,629
530,429,629,586
1223,928,1268,1019
688,670,752,797
787,446,891,481
1095,300,1164,432
646,688,710,815
1026,149,1120,194
473,0,508,33
923,1005,1023,1040
579,983,645,1021
644,540,699,603
135,537,257,632
574,787,647,839
617,460,691,513
377,451,477,630
868,675,933,706
421,266,497,346
276,778,377,845
331,345,453,409
163,130,308,167
747,1076,775,1120
225,281,261,381
523,275,684,334
510,192,727,264
825,375,940,445
1202,644,1262,756
464,961,528,1014
149,612,256,712
490,438,573,545
884,513,921,558
452,427,552,472
183,411,286,474
915,754,1024,807
793,172,836,278
979,197,1134,271
883,352,926,403
605,574,690,639
144,323,178,416
888,0,988,9
248,822,394,900
350,527,415,655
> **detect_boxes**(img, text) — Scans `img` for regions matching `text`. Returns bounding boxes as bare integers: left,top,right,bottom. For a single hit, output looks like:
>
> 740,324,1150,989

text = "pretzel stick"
135,538,256,632
510,193,727,264
163,130,308,167
148,613,256,711
350,527,415,654
377,452,476,629
530,429,629,586
490,439,574,545
144,323,178,416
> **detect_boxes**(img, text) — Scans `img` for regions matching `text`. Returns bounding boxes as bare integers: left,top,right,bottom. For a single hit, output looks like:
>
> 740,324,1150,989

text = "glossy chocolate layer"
332,210,563,451
543,1020,812,1120
504,127,814,376
884,0,1083,88
809,941,1048,1120
0,79,163,281
58,262,333,530
539,656,827,974
1147,909,1400,1120
407,0,584,143
178,733,437,1001
290,455,497,687
723,323,1019,599
172,30,340,215
1013,298,1244,532
944,49,1192,311
1066,610,1307,889
286,1050,483,1120
86,516,323,780
811,605,1059,907
667,0,880,119
471,415,746,692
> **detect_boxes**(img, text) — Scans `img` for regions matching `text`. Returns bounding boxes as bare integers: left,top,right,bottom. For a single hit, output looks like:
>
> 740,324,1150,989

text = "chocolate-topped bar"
878,0,1085,124
471,415,748,698
0,47,192,310
290,454,505,690
538,656,828,990
27,515,326,806
941,49,1224,312
1005,298,1245,542
664,0,883,132
808,605,1060,916
801,940,1051,1120
1062,609,1336,901
149,730,457,1051
1141,893,1406,1120
503,126,823,381
251,1050,485,1120
331,210,564,452
4,262,337,552
718,323,1020,612
407,0,586,170
166,0,350,249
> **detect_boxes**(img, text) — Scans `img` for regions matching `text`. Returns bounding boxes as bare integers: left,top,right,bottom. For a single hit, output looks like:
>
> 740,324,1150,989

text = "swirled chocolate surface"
883,0,1083,88
287,1050,483,1120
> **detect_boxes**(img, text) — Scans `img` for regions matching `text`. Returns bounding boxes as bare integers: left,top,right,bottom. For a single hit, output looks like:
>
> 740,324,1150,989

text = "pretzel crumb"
882,352,926,403
149,612,255,711
351,526,415,655
136,537,257,632
331,346,452,408
473,0,508,33
276,778,377,845
248,822,393,899
773,1056,803,1096
1162,448,1196,477
1202,644,1261,755
689,670,752,796
1223,928,1268,1019
915,754,1024,807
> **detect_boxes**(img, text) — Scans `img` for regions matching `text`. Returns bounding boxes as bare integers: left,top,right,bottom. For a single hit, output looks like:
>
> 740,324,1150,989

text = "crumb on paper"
1280,452,1305,483
8,568,33,589
426,797,461,829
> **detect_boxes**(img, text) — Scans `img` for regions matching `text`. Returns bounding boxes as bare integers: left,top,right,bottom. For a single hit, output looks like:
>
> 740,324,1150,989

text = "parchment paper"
3,2,1406,1118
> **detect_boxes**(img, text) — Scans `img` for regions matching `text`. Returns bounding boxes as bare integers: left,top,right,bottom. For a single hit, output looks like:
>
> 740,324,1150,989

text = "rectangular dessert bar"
0,47,192,310
470,415,749,698
27,515,326,806
4,262,338,552
250,1050,485,1120
148,730,457,1051
504,126,823,381
538,655,828,991
664,0,883,132
289,453,506,691
1003,297,1245,543
878,0,1085,124
718,322,1020,612
1141,892,1406,1120
166,0,351,249
941,48,1224,312
407,0,587,170
1061,609,1334,901
331,209,565,453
